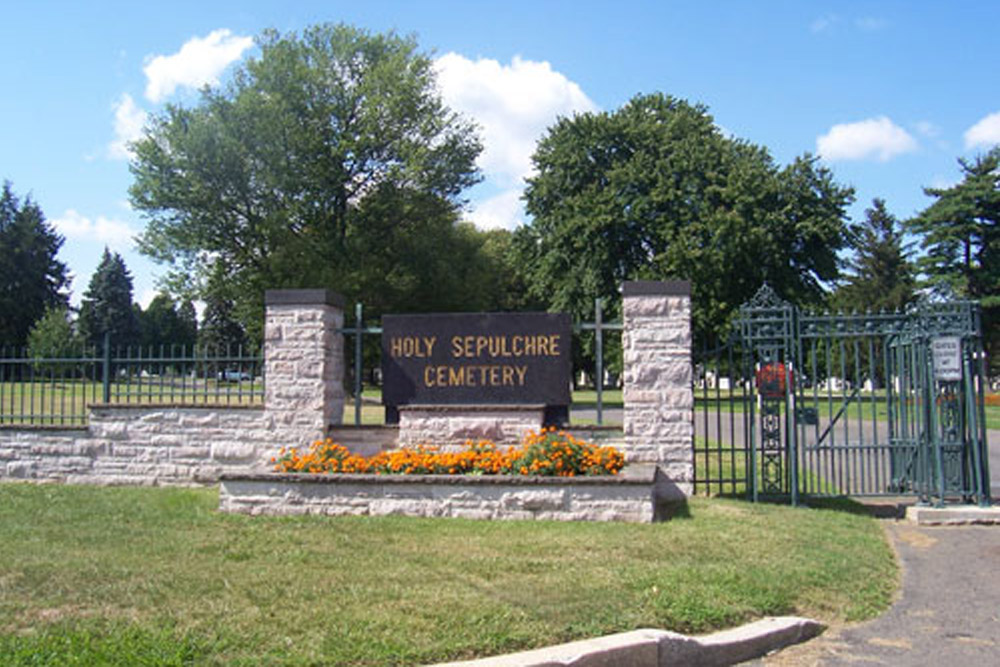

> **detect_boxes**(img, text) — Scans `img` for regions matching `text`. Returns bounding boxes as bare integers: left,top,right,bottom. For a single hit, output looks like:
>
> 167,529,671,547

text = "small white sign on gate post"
932,336,962,382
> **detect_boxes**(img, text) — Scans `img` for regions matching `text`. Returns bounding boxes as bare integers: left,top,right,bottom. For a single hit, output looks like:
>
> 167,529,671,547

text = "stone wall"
219,467,669,523
0,290,344,486
622,280,694,497
0,284,696,497
0,405,271,485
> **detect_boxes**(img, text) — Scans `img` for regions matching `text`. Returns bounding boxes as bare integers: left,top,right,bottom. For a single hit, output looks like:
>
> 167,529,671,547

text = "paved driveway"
754,521,1000,666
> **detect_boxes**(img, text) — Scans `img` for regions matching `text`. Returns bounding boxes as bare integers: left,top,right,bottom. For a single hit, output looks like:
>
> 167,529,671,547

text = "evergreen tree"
198,291,247,353
908,148,1000,375
908,148,1000,303
0,181,70,346
836,199,916,313
78,248,139,347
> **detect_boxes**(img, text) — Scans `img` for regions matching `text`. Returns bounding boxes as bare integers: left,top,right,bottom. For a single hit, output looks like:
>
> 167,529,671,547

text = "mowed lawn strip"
0,484,895,665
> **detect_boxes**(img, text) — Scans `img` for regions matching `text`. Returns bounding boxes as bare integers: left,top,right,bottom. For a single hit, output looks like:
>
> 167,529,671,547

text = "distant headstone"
381,312,571,423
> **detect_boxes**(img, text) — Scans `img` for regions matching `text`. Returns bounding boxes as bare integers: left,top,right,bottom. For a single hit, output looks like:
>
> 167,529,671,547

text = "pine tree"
78,248,139,347
836,199,916,313
908,148,1000,375
909,149,1000,304
0,181,69,346
198,292,247,353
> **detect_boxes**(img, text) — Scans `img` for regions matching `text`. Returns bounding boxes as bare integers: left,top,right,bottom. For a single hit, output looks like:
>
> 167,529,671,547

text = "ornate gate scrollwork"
740,285,798,503
731,283,989,506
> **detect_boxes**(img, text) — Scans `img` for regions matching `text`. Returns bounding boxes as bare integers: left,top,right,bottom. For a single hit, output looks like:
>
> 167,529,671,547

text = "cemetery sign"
382,312,572,422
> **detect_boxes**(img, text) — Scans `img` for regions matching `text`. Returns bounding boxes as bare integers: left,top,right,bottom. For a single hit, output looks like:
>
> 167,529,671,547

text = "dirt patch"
892,526,938,549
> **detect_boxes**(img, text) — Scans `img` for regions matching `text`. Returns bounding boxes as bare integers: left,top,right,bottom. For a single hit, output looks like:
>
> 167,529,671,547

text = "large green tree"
78,248,139,347
835,198,916,313
129,23,483,327
908,147,1000,373
0,182,69,346
515,93,855,344
138,292,198,351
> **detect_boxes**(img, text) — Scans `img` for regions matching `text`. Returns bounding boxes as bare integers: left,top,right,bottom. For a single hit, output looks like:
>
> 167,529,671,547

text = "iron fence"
693,285,991,505
0,340,263,427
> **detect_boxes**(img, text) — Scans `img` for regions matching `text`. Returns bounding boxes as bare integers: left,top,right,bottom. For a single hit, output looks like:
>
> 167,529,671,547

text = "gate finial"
745,283,789,310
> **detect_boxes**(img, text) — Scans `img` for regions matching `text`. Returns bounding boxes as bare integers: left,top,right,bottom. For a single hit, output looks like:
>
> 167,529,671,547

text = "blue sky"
2,1,998,308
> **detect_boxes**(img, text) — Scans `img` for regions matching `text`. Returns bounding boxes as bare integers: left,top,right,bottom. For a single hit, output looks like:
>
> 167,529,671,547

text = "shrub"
273,428,625,477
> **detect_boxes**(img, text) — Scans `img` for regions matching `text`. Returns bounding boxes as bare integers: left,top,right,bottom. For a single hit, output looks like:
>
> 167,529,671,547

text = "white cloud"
144,29,253,103
811,15,887,33
136,288,159,310
855,17,888,31
817,116,918,162
466,190,526,231
964,111,1000,149
51,209,136,250
107,93,147,160
810,14,841,33
914,120,941,138
434,53,598,188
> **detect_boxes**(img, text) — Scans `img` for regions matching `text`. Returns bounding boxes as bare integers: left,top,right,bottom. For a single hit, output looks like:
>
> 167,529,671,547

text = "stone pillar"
622,280,693,497
264,289,345,448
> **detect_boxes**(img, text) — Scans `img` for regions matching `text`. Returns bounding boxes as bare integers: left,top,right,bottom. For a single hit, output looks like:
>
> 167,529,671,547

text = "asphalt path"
752,521,1000,666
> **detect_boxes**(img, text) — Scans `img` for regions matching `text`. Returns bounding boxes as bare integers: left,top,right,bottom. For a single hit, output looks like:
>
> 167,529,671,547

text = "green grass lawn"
0,378,263,426
694,438,840,497
0,484,896,665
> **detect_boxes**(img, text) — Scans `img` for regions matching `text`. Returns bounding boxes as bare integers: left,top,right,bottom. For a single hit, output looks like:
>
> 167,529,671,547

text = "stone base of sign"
219,465,681,523
397,404,545,449
325,425,400,458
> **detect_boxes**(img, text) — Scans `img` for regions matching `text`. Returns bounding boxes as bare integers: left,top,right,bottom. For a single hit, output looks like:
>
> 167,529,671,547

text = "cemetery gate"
694,285,991,506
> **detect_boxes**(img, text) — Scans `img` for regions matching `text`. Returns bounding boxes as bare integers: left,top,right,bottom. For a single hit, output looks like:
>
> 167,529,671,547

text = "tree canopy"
138,292,198,351
129,23,486,329
514,93,855,343
27,306,80,373
0,181,69,346
908,147,1000,372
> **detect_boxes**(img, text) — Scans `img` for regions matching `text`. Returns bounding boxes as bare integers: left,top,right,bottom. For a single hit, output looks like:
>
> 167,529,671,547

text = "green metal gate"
694,284,991,506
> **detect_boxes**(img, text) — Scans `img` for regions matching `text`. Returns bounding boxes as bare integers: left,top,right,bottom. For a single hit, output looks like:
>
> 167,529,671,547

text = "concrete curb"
905,504,1000,525
433,616,825,667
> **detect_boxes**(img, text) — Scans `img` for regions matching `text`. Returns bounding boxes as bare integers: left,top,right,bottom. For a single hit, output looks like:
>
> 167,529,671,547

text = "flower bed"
272,428,625,477
219,430,670,523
